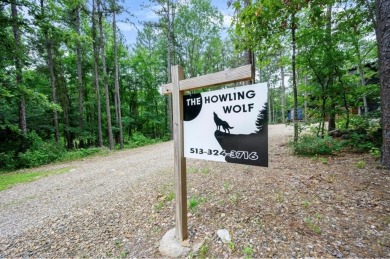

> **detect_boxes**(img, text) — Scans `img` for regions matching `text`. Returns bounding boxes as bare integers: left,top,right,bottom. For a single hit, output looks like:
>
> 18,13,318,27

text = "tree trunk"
304,76,308,122
376,0,390,168
76,5,84,137
266,66,271,123
57,60,73,149
343,93,350,129
328,103,336,131
98,0,114,150
326,5,336,132
352,26,369,115
41,0,59,143
167,0,174,140
292,12,298,142
11,4,27,135
280,64,285,123
245,50,254,85
92,0,103,147
113,8,124,149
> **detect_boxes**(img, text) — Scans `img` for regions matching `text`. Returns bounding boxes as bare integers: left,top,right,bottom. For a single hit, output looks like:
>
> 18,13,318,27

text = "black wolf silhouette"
213,112,234,133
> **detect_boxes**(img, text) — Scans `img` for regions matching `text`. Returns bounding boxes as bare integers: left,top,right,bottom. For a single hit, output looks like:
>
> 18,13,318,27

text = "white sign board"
183,83,268,167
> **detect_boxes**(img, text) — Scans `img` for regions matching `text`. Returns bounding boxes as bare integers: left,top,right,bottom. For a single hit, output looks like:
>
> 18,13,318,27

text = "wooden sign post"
162,65,253,242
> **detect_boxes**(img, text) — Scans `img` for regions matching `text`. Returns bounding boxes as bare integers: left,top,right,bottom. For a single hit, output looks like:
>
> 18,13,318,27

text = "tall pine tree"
255,102,268,134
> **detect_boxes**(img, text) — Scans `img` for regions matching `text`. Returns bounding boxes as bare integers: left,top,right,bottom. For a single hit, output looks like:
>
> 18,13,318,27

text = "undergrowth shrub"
61,148,104,161
0,130,105,172
127,132,160,147
1,129,164,172
290,135,342,156
341,132,375,152
18,132,66,168
337,114,382,152
0,152,15,171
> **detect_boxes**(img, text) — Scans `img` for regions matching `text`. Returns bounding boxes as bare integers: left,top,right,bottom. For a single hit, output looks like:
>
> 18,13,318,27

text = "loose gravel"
0,142,174,239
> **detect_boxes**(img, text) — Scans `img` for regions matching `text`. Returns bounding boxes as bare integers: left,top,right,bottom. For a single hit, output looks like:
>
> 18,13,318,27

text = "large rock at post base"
159,228,190,258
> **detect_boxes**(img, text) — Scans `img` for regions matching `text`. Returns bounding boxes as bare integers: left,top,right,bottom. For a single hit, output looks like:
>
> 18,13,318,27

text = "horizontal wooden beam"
161,64,252,95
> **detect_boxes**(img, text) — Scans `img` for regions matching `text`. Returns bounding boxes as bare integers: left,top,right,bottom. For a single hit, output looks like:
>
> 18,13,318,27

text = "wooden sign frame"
162,65,253,242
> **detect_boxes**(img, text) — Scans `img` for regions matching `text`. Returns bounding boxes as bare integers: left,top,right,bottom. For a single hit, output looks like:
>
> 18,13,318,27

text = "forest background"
0,0,384,171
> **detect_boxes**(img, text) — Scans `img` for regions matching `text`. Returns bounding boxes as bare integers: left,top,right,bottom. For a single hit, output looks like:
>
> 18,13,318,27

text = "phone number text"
189,148,258,161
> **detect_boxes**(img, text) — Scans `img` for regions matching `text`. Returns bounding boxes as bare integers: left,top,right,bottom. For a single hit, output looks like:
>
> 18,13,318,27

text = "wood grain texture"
172,65,188,241
161,64,252,94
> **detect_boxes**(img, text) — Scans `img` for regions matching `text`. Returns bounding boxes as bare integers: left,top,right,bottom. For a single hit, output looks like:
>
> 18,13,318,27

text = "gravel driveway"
0,141,176,240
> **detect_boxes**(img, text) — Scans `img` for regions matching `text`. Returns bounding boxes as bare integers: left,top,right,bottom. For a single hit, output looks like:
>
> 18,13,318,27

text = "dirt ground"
0,124,389,258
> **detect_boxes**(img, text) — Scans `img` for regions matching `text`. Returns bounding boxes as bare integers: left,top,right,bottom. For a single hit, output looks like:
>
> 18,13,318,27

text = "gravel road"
0,141,176,239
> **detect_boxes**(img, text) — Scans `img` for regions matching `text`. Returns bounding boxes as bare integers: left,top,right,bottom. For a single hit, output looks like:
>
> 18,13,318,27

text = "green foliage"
227,241,235,252
342,132,374,153
127,132,161,148
166,191,175,202
188,196,206,212
200,167,210,174
0,131,65,171
153,201,164,211
154,186,175,211
319,157,328,165
356,160,366,169
337,115,382,152
175,0,224,77
275,192,284,203
61,148,107,161
18,133,66,168
290,135,342,156
242,245,254,258
370,147,381,159
0,129,109,171
304,217,322,235
198,241,209,258
302,200,310,209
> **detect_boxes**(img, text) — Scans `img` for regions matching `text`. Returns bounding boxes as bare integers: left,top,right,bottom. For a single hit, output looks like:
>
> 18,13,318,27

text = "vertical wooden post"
171,65,188,241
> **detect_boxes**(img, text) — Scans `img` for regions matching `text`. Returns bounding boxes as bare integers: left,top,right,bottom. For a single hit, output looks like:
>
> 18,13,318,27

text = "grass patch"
154,188,175,211
227,241,235,252
0,167,70,191
319,157,328,164
154,201,164,211
302,200,310,209
243,245,254,258
198,241,209,258
188,196,206,212
304,216,322,234
228,193,241,205
188,166,197,174
275,192,284,203
356,160,366,169
223,181,232,192
165,190,175,202
200,167,210,174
